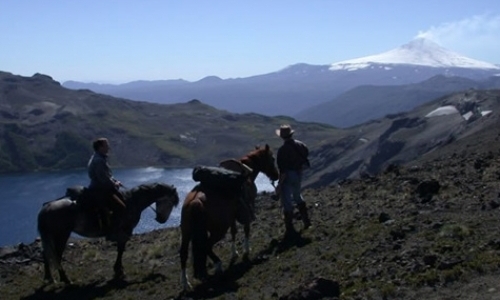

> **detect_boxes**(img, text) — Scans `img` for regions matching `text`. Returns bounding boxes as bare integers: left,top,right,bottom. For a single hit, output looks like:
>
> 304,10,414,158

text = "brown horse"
180,144,279,290
37,182,179,284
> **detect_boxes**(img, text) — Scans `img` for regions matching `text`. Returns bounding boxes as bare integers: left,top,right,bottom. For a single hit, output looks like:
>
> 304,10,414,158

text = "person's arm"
275,173,286,195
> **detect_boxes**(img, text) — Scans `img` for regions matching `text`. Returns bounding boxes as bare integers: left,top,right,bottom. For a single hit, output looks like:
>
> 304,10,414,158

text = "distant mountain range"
63,38,500,121
296,75,500,128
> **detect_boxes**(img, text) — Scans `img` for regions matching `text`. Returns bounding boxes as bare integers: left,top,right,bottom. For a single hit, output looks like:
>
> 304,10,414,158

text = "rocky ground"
2,128,500,299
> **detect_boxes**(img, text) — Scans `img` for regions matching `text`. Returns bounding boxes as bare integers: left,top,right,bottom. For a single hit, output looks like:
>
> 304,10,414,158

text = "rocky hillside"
304,88,500,188
296,75,500,128
1,112,500,299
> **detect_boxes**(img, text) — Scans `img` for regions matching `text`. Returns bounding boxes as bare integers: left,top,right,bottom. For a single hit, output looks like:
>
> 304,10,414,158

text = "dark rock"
279,277,340,300
378,212,392,223
415,179,441,200
423,254,438,267
490,200,500,209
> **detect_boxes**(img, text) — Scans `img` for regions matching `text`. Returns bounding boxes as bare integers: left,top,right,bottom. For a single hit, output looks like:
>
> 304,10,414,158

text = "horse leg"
206,232,225,275
53,231,72,284
230,221,239,261
113,241,126,279
180,217,193,290
242,222,251,259
206,247,222,275
41,246,54,283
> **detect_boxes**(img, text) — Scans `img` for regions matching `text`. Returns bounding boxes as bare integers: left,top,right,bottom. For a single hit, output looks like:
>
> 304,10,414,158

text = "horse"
180,144,279,290
37,182,179,284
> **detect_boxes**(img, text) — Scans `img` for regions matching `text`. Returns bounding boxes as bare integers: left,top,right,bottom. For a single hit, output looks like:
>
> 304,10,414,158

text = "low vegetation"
2,140,500,299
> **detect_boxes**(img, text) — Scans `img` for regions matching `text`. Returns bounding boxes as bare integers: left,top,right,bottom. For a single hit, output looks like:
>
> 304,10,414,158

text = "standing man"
88,137,125,240
275,124,311,240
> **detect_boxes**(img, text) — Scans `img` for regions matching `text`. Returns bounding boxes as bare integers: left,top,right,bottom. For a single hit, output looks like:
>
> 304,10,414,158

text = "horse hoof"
43,279,56,286
61,277,73,285
242,252,250,262
193,272,208,282
114,272,125,280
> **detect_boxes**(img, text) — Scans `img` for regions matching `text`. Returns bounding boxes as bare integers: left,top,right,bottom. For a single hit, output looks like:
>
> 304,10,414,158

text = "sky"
1,0,500,83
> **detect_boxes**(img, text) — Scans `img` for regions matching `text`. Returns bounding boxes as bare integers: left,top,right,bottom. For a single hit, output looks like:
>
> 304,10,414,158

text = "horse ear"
255,145,259,150
265,144,270,151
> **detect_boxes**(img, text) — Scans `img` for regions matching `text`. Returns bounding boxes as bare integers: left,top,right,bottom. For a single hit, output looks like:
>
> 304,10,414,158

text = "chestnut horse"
37,182,179,284
180,144,279,290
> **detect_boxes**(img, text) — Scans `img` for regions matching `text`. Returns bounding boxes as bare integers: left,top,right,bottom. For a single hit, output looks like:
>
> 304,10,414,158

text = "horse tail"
190,196,208,279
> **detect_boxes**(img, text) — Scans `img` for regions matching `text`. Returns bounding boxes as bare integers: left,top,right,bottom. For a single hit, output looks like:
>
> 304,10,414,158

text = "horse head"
154,183,179,223
242,144,279,183
133,183,179,224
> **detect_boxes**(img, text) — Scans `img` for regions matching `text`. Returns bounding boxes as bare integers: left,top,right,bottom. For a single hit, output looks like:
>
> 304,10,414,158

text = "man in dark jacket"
87,137,125,240
275,125,311,240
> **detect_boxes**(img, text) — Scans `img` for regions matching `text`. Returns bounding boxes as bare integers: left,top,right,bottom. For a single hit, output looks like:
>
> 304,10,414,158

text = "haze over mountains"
63,38,500,126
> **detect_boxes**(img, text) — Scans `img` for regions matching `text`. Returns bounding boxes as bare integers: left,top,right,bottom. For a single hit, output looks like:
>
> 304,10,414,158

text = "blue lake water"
0,167,275,247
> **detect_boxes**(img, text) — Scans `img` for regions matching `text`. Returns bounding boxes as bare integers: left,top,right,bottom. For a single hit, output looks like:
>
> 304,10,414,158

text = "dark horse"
37,182,179,284
180,144,279,290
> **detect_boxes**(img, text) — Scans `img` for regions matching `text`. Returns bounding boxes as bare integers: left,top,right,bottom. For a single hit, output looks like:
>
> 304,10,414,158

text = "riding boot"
283,211,298,240
297,202,311,229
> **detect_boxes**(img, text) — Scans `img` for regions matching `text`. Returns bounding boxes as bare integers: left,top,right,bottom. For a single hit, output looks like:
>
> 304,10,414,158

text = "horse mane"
240,145,266,164
123,182,175,202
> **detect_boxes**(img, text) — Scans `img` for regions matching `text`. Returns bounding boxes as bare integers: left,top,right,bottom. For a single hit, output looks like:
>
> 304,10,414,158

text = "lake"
0,167,275,247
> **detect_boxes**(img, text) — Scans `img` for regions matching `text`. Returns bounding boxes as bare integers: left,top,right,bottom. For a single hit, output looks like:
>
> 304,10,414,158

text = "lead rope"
271,181,284,219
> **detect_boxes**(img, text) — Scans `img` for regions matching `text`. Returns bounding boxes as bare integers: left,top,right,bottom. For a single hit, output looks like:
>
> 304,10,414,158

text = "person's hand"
115,181,123,188
271,184,281,201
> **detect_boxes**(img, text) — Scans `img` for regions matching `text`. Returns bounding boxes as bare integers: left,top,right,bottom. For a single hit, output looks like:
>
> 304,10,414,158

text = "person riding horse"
87,137,125,241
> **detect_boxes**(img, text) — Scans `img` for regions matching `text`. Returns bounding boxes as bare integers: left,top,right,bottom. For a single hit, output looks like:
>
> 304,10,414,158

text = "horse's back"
65,185,85,200
40,197,74,213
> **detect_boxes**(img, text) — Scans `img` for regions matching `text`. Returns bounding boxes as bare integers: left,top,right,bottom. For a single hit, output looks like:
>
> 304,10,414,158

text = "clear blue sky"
1,0,499,83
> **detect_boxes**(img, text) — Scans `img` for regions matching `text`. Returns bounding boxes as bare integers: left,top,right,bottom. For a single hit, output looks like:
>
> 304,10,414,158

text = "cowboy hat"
275,124,294,138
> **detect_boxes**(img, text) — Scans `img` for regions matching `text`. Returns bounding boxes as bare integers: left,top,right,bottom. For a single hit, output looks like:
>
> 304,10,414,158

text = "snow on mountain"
330,38,500,71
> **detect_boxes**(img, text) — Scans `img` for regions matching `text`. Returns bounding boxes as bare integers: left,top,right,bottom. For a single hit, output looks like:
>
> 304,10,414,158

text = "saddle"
65,186,121,231
192,165,246,194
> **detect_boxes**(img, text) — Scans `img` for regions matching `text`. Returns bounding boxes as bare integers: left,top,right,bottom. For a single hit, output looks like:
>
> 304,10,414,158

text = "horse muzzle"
155,216,167,224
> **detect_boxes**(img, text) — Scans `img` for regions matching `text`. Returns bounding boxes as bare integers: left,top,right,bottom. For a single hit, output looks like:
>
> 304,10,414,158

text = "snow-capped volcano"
330,38,500,71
